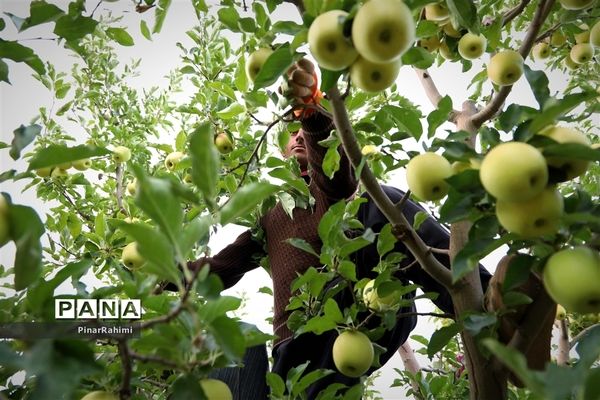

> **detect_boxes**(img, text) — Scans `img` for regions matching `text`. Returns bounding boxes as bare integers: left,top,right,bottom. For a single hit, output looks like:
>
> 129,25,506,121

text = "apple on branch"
487,50,524,86
73,158,92,171
569,43,594,64
591,20,600,47
112,146,131,163
532,43,551,60
543,247,600,314
458,32,487,60
199,378,233,400
352,0,415,63
479,142,548,202
538,125,591,181
164,151,185,170
80,391,118,400
406,152,453,201
424,3,449,22
308,10,358,71
559,0,595,9
363,279,402,312
245,48,273,82
126,179,137,196
35,167,53,177
495,187,564,238
214,133,234,154
121,242,146,269
350,57,401,93
332,330,374,378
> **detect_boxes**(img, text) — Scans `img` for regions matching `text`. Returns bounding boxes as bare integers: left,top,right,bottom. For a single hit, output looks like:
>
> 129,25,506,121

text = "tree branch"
556,319,570,365
502,0,532,26
471,0,555,128
398,342,424,399
570,322,600,349
118,340,132,400
414,69,459,123
327,86,453,288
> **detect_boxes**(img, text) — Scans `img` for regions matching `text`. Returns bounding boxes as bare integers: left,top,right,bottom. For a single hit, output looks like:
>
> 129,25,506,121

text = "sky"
0,0,577,398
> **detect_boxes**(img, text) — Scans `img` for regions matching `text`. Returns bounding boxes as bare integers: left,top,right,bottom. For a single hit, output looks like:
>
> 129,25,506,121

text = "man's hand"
280,59,323,119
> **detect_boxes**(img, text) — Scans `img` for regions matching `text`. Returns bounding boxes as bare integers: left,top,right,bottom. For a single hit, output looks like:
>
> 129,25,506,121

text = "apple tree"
0,0,599,399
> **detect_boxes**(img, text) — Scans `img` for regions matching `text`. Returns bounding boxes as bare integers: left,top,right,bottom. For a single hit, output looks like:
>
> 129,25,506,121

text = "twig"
471,0,555,128
248,112,268,126
129,351,181,369
535,22,561,43
115,163,126,215
502,0,532,26
90,0,103,17
570,322,600,349
118,340,132,400
394,190,411,212
428,247,450,255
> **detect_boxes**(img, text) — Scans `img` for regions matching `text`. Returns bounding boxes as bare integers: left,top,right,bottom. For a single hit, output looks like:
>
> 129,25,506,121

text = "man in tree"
187,60,550,398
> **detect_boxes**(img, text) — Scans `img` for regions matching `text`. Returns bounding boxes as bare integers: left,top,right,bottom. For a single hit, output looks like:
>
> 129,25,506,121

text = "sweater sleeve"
301,112,357,200
188,230,266,289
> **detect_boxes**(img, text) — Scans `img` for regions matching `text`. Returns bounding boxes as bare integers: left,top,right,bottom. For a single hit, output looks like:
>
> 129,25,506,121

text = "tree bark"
557,319,570,365
398,342,423,399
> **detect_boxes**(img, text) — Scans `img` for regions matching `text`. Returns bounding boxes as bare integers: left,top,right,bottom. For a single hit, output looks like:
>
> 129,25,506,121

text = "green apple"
126,180,137,196
570,43,594,64
308,10,358,71
350,57,401,92
245,48,273,82
559,0,595,9
551,31,567,47
556,304,567,320
539,125,591,181
123,217,140,224
420,36,441,52
564,54,580,70
51,168,69,178
57,161,72,170
80,391,118,400
533,42,551,60
543,247,600,314
214,133,234,154
199,378,233,400
73,159,92,171
112,146,131,163
361,144,379,156
591,21,600,47
352,0,416,63
36,167,53,177
442,22,462,38
425,3,449,21
363,280,402,312
332,330,374,378
164,151,185,170
487,50,524,86
479,142,548,202
439,41,458,60
183,173,193,184
406,152,452,201
121,242,145,269
0,197,9,247
458,33,487,60
495,187,563,238
574,27,590,44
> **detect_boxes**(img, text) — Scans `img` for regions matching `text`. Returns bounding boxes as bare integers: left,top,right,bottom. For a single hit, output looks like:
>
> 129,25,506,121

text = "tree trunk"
557,319,570,365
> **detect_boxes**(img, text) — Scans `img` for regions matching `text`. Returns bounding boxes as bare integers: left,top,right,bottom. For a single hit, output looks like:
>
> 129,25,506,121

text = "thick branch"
507,288,555,357
327,86,452,288
556,319,570,365
118,340,132,400
398,342,424,399
471,0,555,128
414,69,459,123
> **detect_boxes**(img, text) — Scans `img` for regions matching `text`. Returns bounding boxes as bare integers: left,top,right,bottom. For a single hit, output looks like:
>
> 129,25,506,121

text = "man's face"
284,130,308,170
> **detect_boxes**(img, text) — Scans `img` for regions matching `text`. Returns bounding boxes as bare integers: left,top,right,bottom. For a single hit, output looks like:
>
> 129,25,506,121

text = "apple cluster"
307,0,415,93
480,126,592,238
35,157,93,178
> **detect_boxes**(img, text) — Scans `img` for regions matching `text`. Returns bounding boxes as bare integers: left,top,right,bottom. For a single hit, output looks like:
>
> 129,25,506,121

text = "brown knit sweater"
189,112,357,344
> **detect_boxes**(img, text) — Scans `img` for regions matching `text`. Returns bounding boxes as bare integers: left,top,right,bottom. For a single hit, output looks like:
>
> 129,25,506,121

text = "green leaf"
153,0,172,33
0,59,8,83
216,102,245,119
382,105,423,140
416,20,440,38
527,91,598,135
376,223,397,257
211,316,245,359
412,211,428,231
106,27,134,46
8,204,45,291
188,122,219,208
7,1,64,32
220,181,279,225
427,96,453,138
9,124,41,160
207,81,236,101
140,20,151,40
272,20,304,35
28,144,110,170
523,65,549,108
53,14,98,40
286,238,319,257
266,373,286,397
401,46,435,69
217,7,241,31
543,143,600,162
132,169,184,250
170,374,205,400
428,322,462,358
238,17,257,32
180,216,212,258
234,56,248,92
198,296,242,323
0,39,45,75
452,236,514,283
446,0,479,34
322,146,341,179
320,68,343,92
253,43,294,89
463,313,497,336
